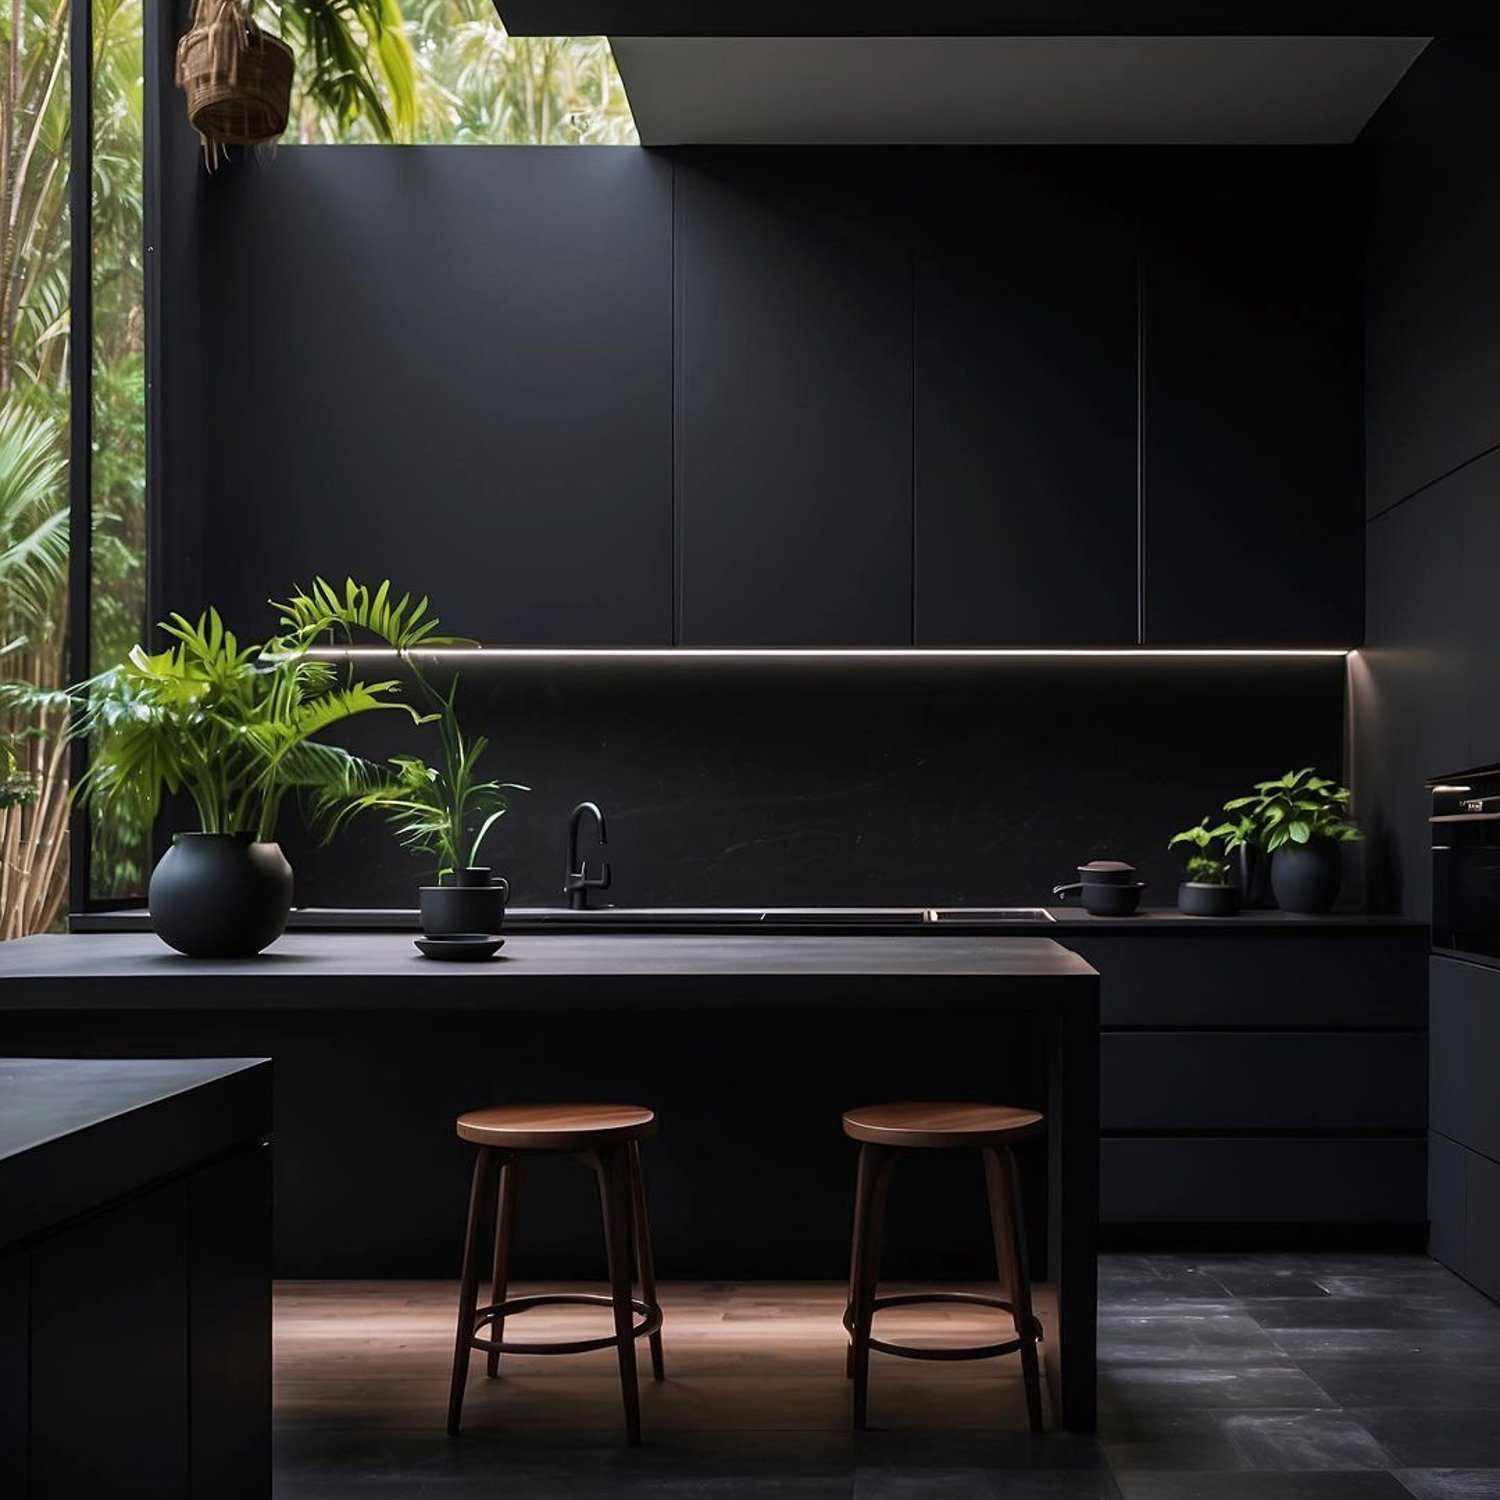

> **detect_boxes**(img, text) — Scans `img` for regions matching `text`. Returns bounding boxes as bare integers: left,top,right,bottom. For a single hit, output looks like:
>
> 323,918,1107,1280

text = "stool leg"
849,1144,895,1431
596,1144,644,1445
447,1147,499,1436
984,1144,1044,1433
845,1143,871,1379
485,1161,522,1377
627,1142,665,1381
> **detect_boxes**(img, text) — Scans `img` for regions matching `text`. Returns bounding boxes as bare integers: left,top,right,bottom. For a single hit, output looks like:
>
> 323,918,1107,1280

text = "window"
278,0,637,145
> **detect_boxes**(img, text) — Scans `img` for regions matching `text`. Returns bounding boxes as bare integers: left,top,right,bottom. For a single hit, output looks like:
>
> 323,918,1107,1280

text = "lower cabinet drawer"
1101,1137,1426,1224
1101,1031,1426,1131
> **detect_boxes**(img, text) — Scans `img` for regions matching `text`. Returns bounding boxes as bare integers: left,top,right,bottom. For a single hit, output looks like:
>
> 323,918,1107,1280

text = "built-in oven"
1431,766,1500,957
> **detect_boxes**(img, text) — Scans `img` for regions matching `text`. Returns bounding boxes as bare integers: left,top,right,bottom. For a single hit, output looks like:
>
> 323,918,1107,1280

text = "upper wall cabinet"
674,152,913,645
1139,155,1363,646
197,150,675,645
912,155,1138,645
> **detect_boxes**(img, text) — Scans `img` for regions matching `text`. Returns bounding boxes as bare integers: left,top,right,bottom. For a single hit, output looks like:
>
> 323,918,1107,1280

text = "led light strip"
306,646,1351,660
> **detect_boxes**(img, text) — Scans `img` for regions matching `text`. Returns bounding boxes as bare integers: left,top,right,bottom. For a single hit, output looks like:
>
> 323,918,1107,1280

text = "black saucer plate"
415,935,505,962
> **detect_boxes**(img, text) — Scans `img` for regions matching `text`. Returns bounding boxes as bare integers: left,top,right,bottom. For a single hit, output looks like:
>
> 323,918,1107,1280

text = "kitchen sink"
502,906,1056,929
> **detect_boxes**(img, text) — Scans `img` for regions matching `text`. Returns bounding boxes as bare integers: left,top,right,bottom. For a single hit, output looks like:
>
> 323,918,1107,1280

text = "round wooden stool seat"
456,1103,656,1151
842,1101,1043,1149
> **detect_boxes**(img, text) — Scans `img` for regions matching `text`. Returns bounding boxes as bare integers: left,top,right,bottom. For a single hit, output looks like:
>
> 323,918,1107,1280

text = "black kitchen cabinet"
1139,154,1363,646
197,149,675,645
1070,927,1429,1235
913,155,1138,645
30,1183,192,1498
1430,955,1500,1300
673,151,913,645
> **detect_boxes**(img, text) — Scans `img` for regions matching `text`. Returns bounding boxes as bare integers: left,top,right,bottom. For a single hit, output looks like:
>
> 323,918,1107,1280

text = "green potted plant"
72,582,445,957
1224,767,1361,914
1168,816,1245,917
319,677,527,941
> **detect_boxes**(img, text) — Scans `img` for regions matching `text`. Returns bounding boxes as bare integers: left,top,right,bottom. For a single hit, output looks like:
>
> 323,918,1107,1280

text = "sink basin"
503,906,1054,928
925,908,1055,923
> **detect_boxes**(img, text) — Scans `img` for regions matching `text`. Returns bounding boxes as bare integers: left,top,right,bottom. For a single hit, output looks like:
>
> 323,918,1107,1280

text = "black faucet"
564,801,611,910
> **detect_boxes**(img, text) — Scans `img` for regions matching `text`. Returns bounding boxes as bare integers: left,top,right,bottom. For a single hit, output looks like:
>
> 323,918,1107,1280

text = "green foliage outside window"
280,0,637,145
0,0,633,935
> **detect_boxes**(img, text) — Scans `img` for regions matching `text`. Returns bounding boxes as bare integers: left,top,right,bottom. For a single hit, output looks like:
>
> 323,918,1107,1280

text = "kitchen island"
0,931,1098,1431
1,1056,272,1498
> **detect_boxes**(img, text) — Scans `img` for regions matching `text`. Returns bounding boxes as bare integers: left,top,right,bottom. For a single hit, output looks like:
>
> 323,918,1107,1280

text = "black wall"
270,656,1345,910
1356,39,1500,1299
157,140,1360,909
1356,40,1500,915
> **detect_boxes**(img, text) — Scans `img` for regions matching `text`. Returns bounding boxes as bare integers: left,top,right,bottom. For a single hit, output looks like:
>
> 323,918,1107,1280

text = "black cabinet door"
190,1145,272,1500
199,149,674,646
913,155,1137,645
1140,154,1363,646
0,1252,25,1499
674,151,913,645
30,1182,190,1497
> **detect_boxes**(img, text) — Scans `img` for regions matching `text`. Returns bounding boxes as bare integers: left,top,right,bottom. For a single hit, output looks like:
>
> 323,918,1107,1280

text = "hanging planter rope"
175,0,295,167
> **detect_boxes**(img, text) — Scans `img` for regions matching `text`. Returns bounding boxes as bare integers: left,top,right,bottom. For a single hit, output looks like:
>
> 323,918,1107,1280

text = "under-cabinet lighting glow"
306,646,1351,660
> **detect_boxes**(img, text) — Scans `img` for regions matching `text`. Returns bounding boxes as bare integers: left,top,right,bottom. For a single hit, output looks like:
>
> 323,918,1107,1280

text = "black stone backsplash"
272,656,1347,912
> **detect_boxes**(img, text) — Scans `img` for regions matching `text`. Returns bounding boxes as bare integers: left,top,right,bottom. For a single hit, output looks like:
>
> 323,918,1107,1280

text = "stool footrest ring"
469,1292,662,1357
843,1291,1044,1363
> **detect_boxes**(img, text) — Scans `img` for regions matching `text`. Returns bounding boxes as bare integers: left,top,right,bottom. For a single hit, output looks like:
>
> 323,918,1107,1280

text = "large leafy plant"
1168,816,1246,884
70,580,449,841
1224,768,1361,853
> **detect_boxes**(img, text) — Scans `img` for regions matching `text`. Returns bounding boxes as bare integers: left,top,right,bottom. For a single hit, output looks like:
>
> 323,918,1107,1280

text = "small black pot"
148,832,292,958
1178,881,1241,918
1270,839,1343,914
1052,879,1145,916
420,867,509,938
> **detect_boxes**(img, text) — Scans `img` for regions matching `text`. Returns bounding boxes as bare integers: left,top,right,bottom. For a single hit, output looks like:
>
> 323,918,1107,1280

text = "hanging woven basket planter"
175,0,294,167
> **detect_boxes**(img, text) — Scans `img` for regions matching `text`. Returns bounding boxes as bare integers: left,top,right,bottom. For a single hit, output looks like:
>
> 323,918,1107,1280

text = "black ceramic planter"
1233,845,1273,908
420,867,509,938
148,832,293,957
1177,881,1240,917
1270,839,1343,914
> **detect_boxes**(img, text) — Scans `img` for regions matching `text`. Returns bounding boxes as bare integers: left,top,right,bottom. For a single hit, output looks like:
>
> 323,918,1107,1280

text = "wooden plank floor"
275,1280,1042,1437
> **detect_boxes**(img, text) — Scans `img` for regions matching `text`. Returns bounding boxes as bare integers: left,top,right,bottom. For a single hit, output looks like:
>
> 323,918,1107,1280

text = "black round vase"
1178,881,1241,917
148,833,293,958
419,867,508,938
1233,845,1273,909
1270,839,1343,914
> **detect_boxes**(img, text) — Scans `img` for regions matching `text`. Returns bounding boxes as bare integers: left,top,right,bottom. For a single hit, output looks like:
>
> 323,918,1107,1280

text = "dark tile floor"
276,1255,1500,1499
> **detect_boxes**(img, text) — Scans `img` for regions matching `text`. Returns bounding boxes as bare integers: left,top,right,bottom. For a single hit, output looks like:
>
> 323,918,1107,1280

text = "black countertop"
0,932,1096,1011
0,1056,272,1248
71,905,1426,936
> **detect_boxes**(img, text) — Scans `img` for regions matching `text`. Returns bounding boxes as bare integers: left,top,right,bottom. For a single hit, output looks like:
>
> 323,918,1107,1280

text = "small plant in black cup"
1168,817,1244,917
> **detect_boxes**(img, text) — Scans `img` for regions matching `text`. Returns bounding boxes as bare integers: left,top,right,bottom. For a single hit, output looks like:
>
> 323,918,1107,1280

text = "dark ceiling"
492,0,1485,38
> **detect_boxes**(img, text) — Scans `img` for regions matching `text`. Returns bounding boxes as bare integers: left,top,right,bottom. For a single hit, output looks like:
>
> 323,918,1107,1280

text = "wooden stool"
842,1102,1046,1432
446,1103,665,1445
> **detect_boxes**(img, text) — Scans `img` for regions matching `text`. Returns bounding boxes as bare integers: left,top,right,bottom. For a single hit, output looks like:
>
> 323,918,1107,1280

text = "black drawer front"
1069,934,1427,1028
1431,955,1500,1161
1102,1138,1426,1224
1102,1031,1426,1132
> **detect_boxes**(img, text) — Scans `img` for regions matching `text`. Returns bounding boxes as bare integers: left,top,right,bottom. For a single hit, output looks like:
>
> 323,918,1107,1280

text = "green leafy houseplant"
1168,817,1245,885
319,679,527,885
1224,768,1361,853
48,580,456,956
280,577,528,891
72,598,432,840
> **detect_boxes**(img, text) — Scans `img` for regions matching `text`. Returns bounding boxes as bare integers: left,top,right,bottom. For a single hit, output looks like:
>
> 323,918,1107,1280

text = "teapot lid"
1080,859,1135,873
